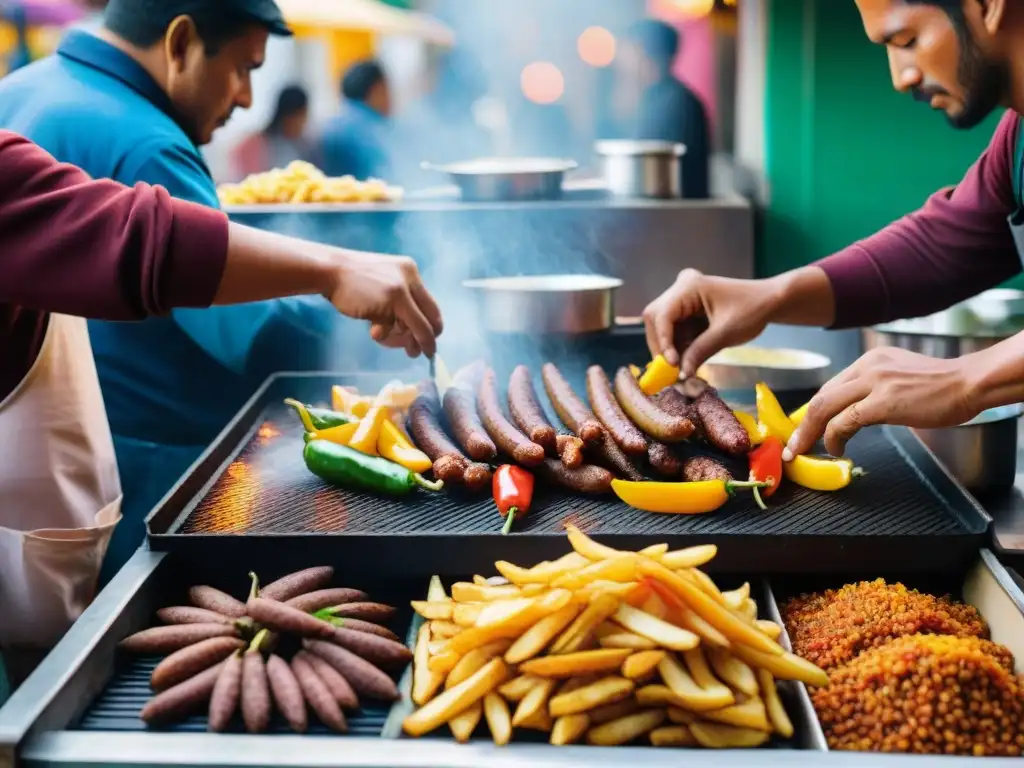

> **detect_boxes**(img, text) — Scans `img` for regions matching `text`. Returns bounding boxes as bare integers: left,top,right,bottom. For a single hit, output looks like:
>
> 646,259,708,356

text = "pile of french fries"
402,526,828,748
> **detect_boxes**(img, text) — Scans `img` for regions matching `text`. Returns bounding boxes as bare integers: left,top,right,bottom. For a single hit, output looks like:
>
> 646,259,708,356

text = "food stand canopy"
277,0,454,45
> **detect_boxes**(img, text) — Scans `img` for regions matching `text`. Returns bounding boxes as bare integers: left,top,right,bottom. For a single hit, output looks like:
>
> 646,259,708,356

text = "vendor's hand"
784,347,978,460
642,269,776,376
329,250,443,358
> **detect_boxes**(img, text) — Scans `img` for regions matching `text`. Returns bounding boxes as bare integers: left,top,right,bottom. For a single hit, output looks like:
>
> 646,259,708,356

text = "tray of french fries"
395,526,829,750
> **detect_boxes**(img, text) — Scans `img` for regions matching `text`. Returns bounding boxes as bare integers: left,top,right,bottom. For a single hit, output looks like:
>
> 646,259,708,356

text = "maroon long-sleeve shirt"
817,109,1022,328
0,131,229,402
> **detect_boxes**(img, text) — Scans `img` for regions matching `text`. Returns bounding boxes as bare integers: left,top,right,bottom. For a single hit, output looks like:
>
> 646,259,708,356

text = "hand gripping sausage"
443,385,497,462
613,367,694,443
507,365,558,455
541,364,605,446
586,366,648,455
477,367,544,466
682,456,733,483
691,387,751,456
407,380,470,483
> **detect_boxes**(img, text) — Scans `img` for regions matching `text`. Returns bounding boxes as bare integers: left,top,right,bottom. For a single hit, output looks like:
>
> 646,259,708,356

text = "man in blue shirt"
0,0,432,583
320,59,393,180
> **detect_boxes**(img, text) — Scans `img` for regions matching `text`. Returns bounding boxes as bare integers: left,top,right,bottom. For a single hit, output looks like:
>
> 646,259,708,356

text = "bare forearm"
965,331,1024,413
762,266,836,327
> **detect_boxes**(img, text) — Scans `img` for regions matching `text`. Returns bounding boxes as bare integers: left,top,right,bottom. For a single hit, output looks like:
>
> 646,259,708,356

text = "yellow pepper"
378,420,431,473
732,410,765,446
755,382,796,443
331,385,359,415
611,478,765,515
783,455,862,492
348,384,398,455
304,422,359,445
638,355,681,396
788,402,809,426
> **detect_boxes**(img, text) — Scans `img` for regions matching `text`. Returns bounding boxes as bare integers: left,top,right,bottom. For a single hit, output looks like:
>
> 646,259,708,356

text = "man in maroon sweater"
644,0,1024,460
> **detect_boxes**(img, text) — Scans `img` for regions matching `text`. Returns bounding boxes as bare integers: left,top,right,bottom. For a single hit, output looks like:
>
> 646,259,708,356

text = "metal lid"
421,157,578,175
462,274,623,292
594,140,686,157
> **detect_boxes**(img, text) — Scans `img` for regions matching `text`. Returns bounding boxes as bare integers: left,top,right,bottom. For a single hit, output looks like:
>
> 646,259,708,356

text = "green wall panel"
762,0,1002,278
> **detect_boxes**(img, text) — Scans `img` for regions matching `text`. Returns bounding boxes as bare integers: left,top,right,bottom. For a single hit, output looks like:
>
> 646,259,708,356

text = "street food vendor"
0,130,441,689
644,0,1024,462
0,0,413,583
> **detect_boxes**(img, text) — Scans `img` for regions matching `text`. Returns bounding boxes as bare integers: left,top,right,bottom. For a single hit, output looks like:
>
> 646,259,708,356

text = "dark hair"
266,85,308,133
904,0,968,25
626,19,681,70
104,0,263,54
341,59,386,103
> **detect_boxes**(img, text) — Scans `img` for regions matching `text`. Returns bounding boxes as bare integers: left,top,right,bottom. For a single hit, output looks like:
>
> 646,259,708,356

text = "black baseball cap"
230,0,292,36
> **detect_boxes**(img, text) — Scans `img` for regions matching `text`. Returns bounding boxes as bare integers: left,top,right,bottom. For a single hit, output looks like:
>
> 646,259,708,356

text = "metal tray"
146,373,989,575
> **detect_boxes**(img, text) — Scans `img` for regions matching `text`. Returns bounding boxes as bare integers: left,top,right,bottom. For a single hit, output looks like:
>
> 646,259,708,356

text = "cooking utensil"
430,354,452,397
420,157,577,202
461,274,623,334
697,347,832,393
914,404,1023,494
594,140,685,199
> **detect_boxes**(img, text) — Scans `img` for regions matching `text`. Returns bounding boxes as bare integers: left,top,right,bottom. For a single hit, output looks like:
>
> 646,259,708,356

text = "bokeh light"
653,0,716,19
520,61,565,105
577,26,616,68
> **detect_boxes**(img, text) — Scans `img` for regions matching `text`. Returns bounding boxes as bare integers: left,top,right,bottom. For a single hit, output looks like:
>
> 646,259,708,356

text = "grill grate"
178,403,969,539
76,656,391,736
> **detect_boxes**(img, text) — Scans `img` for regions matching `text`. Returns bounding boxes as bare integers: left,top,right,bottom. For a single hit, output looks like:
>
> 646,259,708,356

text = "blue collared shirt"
0,31,343,580
320,101,392,180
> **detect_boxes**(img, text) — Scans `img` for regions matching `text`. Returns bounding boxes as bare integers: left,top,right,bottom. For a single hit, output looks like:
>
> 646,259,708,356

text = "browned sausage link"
142,660,226,725
594,433,645,482
648,443,684,479
477,368,544,466
443,385,497,462
408,381,469,481
537,458,614,495
541,363,605,446
507,365,558,455
556,434,584,470
682,456,733,483
586,366,648,455
463,462,493,492
653,387,704,440
692,389,751,456
613,367,694,443
678,376,709,400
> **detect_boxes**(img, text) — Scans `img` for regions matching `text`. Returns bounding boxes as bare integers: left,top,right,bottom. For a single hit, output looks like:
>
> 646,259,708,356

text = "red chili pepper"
493,464,534,535
749,436,784,509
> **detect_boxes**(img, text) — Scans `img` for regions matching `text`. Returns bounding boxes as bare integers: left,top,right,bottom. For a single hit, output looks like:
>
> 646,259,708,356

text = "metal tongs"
429,353,453,398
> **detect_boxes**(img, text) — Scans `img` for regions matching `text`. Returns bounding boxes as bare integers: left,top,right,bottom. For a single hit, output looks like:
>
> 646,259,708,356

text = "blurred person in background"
230,83,319,179
601,18,710,199
0,0,431,589
320,58,393,180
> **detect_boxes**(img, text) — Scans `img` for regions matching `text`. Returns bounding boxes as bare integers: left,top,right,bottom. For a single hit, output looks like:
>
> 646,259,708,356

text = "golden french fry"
730,643,829,688
452,603,482,627
427,640,447,656
706,647,759,697
472,575,489,587
451,591,572,654
599,632,658,650
721,583,750,607
757,668,794,738
741,598,758,622
639,560,783,656
553,556,638,590
640,592,669,620
475,597,536,627
589,698,639,725
512,678,557,727
622,650,666,680
661,544,717,570
427,649,460,674
521,648,632,678
549,676,634,717
586,709,666,746
550,593,620,654
496,553,590,585
690,721,771,748
412,624,445,706
498,674,543,701
682,647,734,702
702,696,771,732
452,582,521,603
449,701,482,743
687,568,730,607
593,621,619,639
430,621,462,640
658,655,734,711
518,707,554,732
650,724,697,747
674,603,731,649
638,543,669,558
667,706,697,725
613,604,700,651
575,581,640,603
411,600,453,621
551,713,590,745
403,658,509,737
636,684,687,708
483,692,512,746
521,583,548,597
427,575,446,602
447,640,513,689
564,523,623,561
506,603,581,664
756,620,782,640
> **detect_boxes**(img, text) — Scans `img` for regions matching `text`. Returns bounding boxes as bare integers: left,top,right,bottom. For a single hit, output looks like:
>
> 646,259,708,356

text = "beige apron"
0,313,122,654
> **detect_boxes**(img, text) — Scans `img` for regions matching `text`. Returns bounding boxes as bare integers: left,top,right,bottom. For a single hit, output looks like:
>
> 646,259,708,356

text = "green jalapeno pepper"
285,399,355,431
303,440,442,495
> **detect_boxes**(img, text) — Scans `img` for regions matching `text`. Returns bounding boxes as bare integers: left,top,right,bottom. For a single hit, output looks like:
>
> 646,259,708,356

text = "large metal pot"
421,157,577,202
594,139,685,199
461,274,623,334
914,404,1024,493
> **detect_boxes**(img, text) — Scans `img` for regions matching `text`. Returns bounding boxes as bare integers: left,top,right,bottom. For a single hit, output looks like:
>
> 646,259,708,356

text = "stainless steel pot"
461,274,623,334
914,404,1024,493
594,140,685,199
421,157,577,202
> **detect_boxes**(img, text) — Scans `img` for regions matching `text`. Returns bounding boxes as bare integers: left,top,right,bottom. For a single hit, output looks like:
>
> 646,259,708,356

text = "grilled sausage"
508,365,558,454
463,462,493,492
303,650,360,709
267,654,308,733
304,640,400,702
593,432,645,481
157,606,233,626
586,366,648,455
653,387,704,440
541,364,605,446
477,367,544,466
241,648,271,733
207,652,243,732
260,567,335,602
329,626,413,668
292,653,347,732
408,381,470,482
537,458,614,495
142,660,226,726
119,623,238,655
648,443,684,479
443,386,497,462
682,456,732,483
613,367,694,443
556,434,584,469
189,586,247,619
326,602,396,623
692,389,751,456
151,636,246,691
334,618,400,642
285,588,369,613
246,598,335,640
